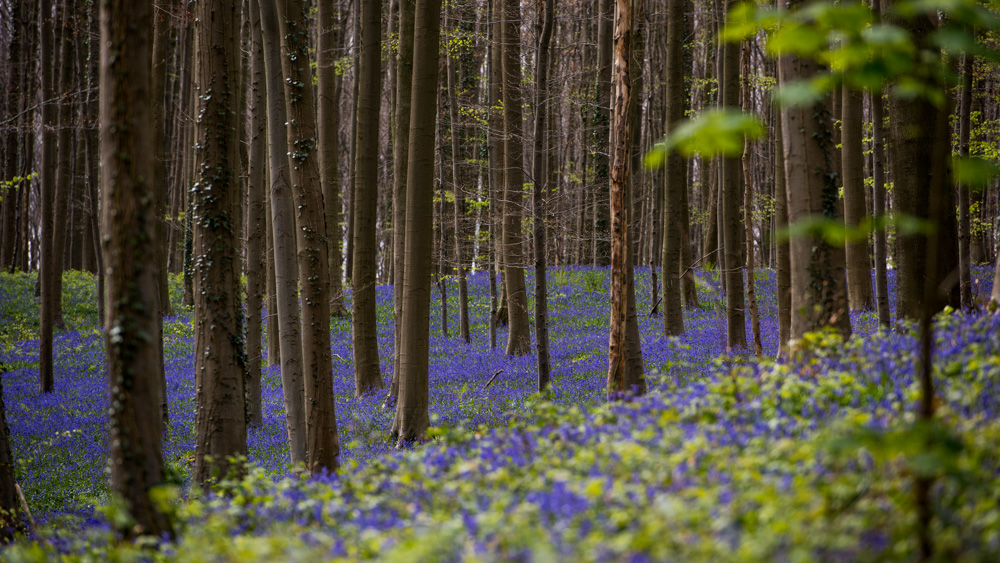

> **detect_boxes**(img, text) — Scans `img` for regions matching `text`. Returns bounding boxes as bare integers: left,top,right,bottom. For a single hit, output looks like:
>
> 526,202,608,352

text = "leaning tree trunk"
351,0,385,396
608,0,645,398
276,0,341,473
393,0,442,444
192,0,248,486
257,0,306,465
99,0,173,535
500,0,531,356
531,0,554,390
777,27,851,341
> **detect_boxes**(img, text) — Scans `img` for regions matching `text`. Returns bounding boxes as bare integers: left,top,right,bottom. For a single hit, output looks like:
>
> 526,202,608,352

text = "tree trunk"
608,0,645,398
721,7,746,350
318,0,348,318
446,9,471,344
662,0,685,336
39,0,57,393
842,86,875,311
501,0,531,356
51,0,74,330
245,0,267,426
593,0,613,266
388,0,415,408
957,54,973,310
351,0,385,396
192,0,248,486
871,85,891,326
777,35,851,341
257,0,306,465
774,109,791,348
741,41,762,356
99,0,173,534
532,0,554,391
152,3,172,318
393,0,443,444
276,0,341,472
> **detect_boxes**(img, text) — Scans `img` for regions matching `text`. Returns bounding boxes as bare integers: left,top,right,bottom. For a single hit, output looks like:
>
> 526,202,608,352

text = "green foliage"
645,109,766,165
778,213,931,246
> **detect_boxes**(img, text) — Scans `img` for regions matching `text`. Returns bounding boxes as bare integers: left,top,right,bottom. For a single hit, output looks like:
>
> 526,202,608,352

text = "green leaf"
953,156,1000,191
646,109,766,162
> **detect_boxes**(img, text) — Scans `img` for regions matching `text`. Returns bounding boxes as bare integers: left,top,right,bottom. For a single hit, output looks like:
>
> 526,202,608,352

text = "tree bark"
532,0,554,391
446,8,471,344
501,0,531,356
51,0,74,329
871,85,891,326
351,0,385,396
957,54,973,310
276,0,341,472
842,86,875,311
192,0,248,486
774,108,791,348
257,0,306,465
721,6,746,350
393,0,443,444
741,41,762,356
593,0,613,266
662,0,685,337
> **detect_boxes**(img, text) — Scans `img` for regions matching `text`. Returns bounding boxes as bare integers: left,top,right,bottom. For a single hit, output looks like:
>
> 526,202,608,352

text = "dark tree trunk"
957,54,973,310
351,0,385,396
842,86,875,311
532,0,554,391
721,6,746,350
662,0,685,336
446,8,471,344
99,0,173,535
593,0,613,266
192,0,248,485
39,0,57,393
741,42,762,356
871,85,891,326
774,110,791,348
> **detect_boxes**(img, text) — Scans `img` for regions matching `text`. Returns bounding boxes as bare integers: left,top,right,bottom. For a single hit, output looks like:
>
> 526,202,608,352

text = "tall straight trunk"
774,111,791,347
245,0,266,427
276,0,340,472
39,0,57,393
438,118,449,338
703,157,719,264
192,0,248,486
842,86,875,311
318,0,348,317
662,0,685,336
593,0,613,266
265,190,280,366
99,0,172,535
871,86,891,326
51,0,73,329
0,1,21,271
257,0,306,465
389,0,415,407
487,1,504,344
777,39,851,340
532,0,554,391
888,9,959,320
501,0,531,356
446,11,471,344
957,54,973,310
393,0,443,444
152,3,172,318
345,1,360,284
608,0,645,398
741,42,762,356
720,8,746,350
351,0,385,396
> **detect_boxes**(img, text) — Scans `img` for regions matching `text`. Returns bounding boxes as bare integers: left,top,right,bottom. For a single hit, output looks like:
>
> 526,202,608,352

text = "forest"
1,0,1000,559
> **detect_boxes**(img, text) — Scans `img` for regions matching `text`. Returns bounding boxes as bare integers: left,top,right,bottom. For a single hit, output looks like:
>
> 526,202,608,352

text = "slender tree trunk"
39,0,57,393
152,3,172,319
265,188,281,367
487,2,505,342
501,0,531,356
276,0,341,472
393,0,443,444
388,0,415,408
662,0,685,336
721,6,746,350
957,54,973,310
777,30,851,340
774,110,791,347
446,11,471,344
608,0,645,398
99,0,172,534
871,85,891,326
318,0,348,318
0,375,22,540
51,0,73,330
741,42,762,356
245,0,267,427
191,0,248,486
593,0,613,266
351,0,385,396
532,0,554,391
842,86,875,311
257,0,306,465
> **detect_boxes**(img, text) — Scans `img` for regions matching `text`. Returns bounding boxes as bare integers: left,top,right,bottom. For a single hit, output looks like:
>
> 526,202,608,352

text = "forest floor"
1,266,999,561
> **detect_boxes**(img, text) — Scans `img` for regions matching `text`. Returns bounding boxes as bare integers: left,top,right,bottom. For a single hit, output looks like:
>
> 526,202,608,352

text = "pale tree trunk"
276,0,341,472
192,0,248,486
662,0,684,336
446,7,471,344
318,0,347,318
842,86,875,311
245,0,267,426
100,0,172,535
393,0,442,444
957,54,973,310
777,36,851,341
351,0,385,396
741,42,762,356
388,0,415,408
501,0,531,356
608,0,645,398
532,0,554,391
39,0,57,393
256,0,306,465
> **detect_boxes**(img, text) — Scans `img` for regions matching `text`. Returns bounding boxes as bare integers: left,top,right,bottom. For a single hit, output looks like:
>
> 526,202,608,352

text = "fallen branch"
481,369,505,391
648,296,662,317
16,482,35,535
